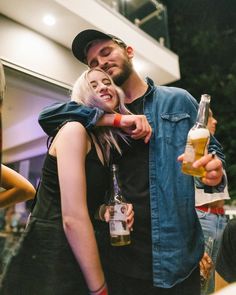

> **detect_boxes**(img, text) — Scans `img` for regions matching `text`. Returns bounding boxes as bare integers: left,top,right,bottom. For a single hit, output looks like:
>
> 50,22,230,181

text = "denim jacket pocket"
161,113,191,147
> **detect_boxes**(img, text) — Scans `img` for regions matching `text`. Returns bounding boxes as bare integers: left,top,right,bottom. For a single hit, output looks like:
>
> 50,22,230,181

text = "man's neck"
121,72,148,104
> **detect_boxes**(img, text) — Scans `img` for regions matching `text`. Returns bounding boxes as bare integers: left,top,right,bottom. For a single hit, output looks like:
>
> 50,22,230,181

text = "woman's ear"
126,46,134,59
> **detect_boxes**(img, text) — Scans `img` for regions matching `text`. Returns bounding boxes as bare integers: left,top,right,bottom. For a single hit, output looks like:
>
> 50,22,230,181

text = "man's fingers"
131,117,152,142
192,153,220,169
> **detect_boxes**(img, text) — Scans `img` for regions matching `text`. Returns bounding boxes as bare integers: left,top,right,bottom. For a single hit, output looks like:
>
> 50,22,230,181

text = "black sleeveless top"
32,141,109,223
0,140,110,295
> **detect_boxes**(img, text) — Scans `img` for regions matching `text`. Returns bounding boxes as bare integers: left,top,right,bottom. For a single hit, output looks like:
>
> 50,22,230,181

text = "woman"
0,61,35,211
0,68,132,295
0,60,6,180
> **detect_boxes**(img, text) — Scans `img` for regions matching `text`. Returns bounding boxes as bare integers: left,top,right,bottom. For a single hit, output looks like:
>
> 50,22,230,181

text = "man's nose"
97,57,109,71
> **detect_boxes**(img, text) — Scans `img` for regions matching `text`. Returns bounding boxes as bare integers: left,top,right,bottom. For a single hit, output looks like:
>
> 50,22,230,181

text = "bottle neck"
195,94,211,127
110,165,121,198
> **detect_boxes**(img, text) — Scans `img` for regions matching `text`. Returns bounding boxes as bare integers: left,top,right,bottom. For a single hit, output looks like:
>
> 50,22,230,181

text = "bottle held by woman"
108,164,131,246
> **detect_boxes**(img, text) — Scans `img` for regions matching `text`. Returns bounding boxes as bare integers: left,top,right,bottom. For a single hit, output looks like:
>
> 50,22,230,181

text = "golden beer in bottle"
182,94,211,177
108,164,131,246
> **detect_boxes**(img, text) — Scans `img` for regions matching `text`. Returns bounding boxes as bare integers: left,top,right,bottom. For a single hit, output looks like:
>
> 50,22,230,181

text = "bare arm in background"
0,164,36,208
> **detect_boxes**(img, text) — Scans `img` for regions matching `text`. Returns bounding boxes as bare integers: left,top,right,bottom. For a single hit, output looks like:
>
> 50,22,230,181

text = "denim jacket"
38,78,225,288
143,78,224,287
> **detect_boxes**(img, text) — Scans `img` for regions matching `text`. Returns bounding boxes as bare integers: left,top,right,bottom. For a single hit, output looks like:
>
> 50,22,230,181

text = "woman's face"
88,70,119,111
207,111,217,135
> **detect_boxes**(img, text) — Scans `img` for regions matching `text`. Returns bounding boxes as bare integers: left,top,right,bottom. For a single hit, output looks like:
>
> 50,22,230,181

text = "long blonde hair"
0,61,6,103
71,68,131,162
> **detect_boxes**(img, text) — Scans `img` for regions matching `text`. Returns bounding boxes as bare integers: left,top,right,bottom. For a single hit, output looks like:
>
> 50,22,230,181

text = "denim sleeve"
38,101,104,136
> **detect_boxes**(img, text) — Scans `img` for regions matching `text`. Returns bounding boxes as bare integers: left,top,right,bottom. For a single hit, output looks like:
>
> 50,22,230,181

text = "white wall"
0,15,85,86
0,15,86,163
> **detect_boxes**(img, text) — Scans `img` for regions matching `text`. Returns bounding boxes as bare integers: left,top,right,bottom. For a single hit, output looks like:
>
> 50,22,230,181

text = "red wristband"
97,287,108,295
113,113,122,127
90,282,107,295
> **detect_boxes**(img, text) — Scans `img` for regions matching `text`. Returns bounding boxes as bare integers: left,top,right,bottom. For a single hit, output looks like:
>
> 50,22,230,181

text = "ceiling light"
43,14,56,26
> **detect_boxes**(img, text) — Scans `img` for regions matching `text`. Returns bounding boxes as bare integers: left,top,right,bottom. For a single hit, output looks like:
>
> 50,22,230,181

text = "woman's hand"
200,252,213,280
126,203,134,230
103,203,134,230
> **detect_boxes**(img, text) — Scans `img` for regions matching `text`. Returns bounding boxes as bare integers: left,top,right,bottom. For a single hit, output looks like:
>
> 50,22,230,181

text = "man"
215,219,236,292
39,29,225,295
195,110,230,294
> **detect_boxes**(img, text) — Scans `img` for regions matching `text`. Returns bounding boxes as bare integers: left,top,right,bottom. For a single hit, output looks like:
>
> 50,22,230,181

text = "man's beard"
112,59,132,87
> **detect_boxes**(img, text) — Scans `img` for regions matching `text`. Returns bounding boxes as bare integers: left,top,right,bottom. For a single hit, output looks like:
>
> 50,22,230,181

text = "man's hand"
119,115,152,143
97,113,152,143
192,153,223,186
178,152,223,186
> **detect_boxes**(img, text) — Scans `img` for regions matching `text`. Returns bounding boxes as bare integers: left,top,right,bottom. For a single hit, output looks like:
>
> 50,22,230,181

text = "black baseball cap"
72,29,127,64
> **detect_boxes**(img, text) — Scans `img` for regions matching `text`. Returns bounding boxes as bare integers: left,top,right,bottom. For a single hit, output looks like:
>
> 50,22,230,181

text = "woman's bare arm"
53,122,105,293
0,164,35,208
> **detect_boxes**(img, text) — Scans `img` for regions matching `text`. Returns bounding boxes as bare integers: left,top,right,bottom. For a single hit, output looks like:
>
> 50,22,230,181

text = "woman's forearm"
0,187,35,208
0,165,36,208
63,215,105,292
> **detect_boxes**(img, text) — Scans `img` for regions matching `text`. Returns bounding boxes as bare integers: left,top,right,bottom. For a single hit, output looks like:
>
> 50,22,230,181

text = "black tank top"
32,139,109,223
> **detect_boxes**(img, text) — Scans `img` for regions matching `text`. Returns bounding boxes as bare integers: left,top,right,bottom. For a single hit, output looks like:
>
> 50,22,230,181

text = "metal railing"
100,0,170,48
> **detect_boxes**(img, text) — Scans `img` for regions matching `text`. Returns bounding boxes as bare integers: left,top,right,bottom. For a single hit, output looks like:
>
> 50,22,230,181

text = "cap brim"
72,29,112,64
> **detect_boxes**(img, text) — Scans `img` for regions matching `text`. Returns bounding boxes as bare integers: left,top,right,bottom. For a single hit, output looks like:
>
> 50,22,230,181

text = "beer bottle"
108,164,131,246
182,94,211,177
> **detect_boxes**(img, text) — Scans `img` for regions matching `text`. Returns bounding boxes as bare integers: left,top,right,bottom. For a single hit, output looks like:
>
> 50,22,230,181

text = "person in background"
38,29,226,295
0,60,36,276
0,68,136,295
0,60,6,181
0,61,35,210
195,109,230,294
215,218,236,292
0,61,35,209
213,283,236,295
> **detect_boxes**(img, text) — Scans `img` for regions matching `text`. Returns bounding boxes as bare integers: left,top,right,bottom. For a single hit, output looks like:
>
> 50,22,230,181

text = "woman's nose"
98,83,108,93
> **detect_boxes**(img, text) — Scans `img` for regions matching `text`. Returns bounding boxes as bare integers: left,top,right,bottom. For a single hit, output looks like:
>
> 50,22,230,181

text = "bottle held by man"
108,164,131,246
182,94,211,177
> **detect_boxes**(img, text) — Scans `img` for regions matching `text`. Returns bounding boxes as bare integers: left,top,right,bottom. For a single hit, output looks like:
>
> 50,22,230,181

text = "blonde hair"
71,68,131,162
0,61,6,103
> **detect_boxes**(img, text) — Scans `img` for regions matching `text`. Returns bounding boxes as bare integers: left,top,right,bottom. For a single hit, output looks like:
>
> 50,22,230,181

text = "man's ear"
126,46,134,58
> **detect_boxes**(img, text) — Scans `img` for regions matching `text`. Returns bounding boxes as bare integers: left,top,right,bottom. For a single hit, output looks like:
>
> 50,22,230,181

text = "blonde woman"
0,68,133,295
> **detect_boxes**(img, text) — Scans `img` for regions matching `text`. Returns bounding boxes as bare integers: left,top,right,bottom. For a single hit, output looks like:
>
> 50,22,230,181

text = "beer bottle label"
109,204,129,235
184,143,195,162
